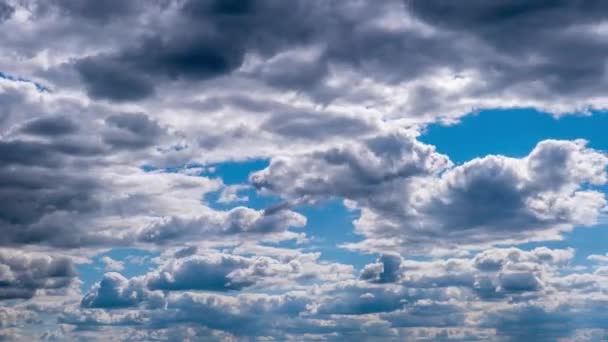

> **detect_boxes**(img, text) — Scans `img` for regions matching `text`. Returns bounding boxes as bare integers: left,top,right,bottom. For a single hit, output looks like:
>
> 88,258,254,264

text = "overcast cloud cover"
1,0,608,340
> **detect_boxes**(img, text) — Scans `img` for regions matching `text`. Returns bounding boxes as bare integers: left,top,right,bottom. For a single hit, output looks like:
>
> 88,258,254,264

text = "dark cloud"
146,254,253,291
0,167,99,226
74,0,320,101
20,116,79,136
76,57,155,102
0,1,13,22
49,0,139,23
498,272,542,293
103,113,166,150
360,254,402,283
0,250,75,300
408,0,608,98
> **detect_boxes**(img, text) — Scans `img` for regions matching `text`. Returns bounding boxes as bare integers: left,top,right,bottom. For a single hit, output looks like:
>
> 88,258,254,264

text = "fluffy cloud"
137,205,306,244
255,137,608,254
60,246,608,340
2,0,608,340
0,82,307,249
251,128,451,203
83,250,354,306
353,139,607,253
0,249,75,300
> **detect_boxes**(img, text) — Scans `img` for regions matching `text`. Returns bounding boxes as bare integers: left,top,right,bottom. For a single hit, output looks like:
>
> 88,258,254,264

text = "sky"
1,1,608,341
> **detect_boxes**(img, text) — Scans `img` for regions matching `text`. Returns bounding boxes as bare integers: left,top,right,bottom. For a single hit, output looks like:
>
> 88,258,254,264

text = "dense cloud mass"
0,249,76,300
254,137,608,254
1,0,608,340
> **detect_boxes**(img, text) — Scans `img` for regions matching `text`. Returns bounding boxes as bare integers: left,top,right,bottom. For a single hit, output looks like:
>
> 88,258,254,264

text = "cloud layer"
1,0,608,340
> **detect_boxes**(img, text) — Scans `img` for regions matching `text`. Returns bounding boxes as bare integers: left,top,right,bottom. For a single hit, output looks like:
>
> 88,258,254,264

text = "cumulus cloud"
83,250,354,305
256,137,608,254
63,246,608,340
2,0,608,340
251,128,451,204
0,83,307,249
0,249,76,300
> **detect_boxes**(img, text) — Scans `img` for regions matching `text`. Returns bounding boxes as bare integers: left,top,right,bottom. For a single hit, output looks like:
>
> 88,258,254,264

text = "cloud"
255,137,608,254
30,246,605,340
102,112,167,150
251,128,451,204
0,1,13,22
100,256,124,272
2,0,608,340
408,0,608,98
47,0,140,24
0,249,76,300
360,254,402,284
217,184,249,204
83,250,354,303
19,115,79,136
136,205,306,244
72,0,321,101
80,272,167,310
75,57,155,102
0,84,310,249
146,254,255,292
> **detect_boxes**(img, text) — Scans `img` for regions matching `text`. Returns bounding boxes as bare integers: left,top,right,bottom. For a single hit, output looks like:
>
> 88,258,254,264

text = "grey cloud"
0,250,75,300
103,113,166,150
251,128,451,203
403,140,608,247
3,1,608,340
74,0,321,101
146,254,253,291
57,246,608,340
7,0,608,119
313,282,415,316
381,301,465,329
20,116,79,136
408,0,608,100
76,57,155,102
173,246,198,259
83,250,352,302
155,292,309,335
48,0,140,23
360,254,402,284
0,167,100,227
257,137,607,253
478,301,608,342
81,273,159,309
0,1,13,22
498,271,542,293
137,206,306,244
0,88,303,249
261,111,376,140
359,247,574,300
